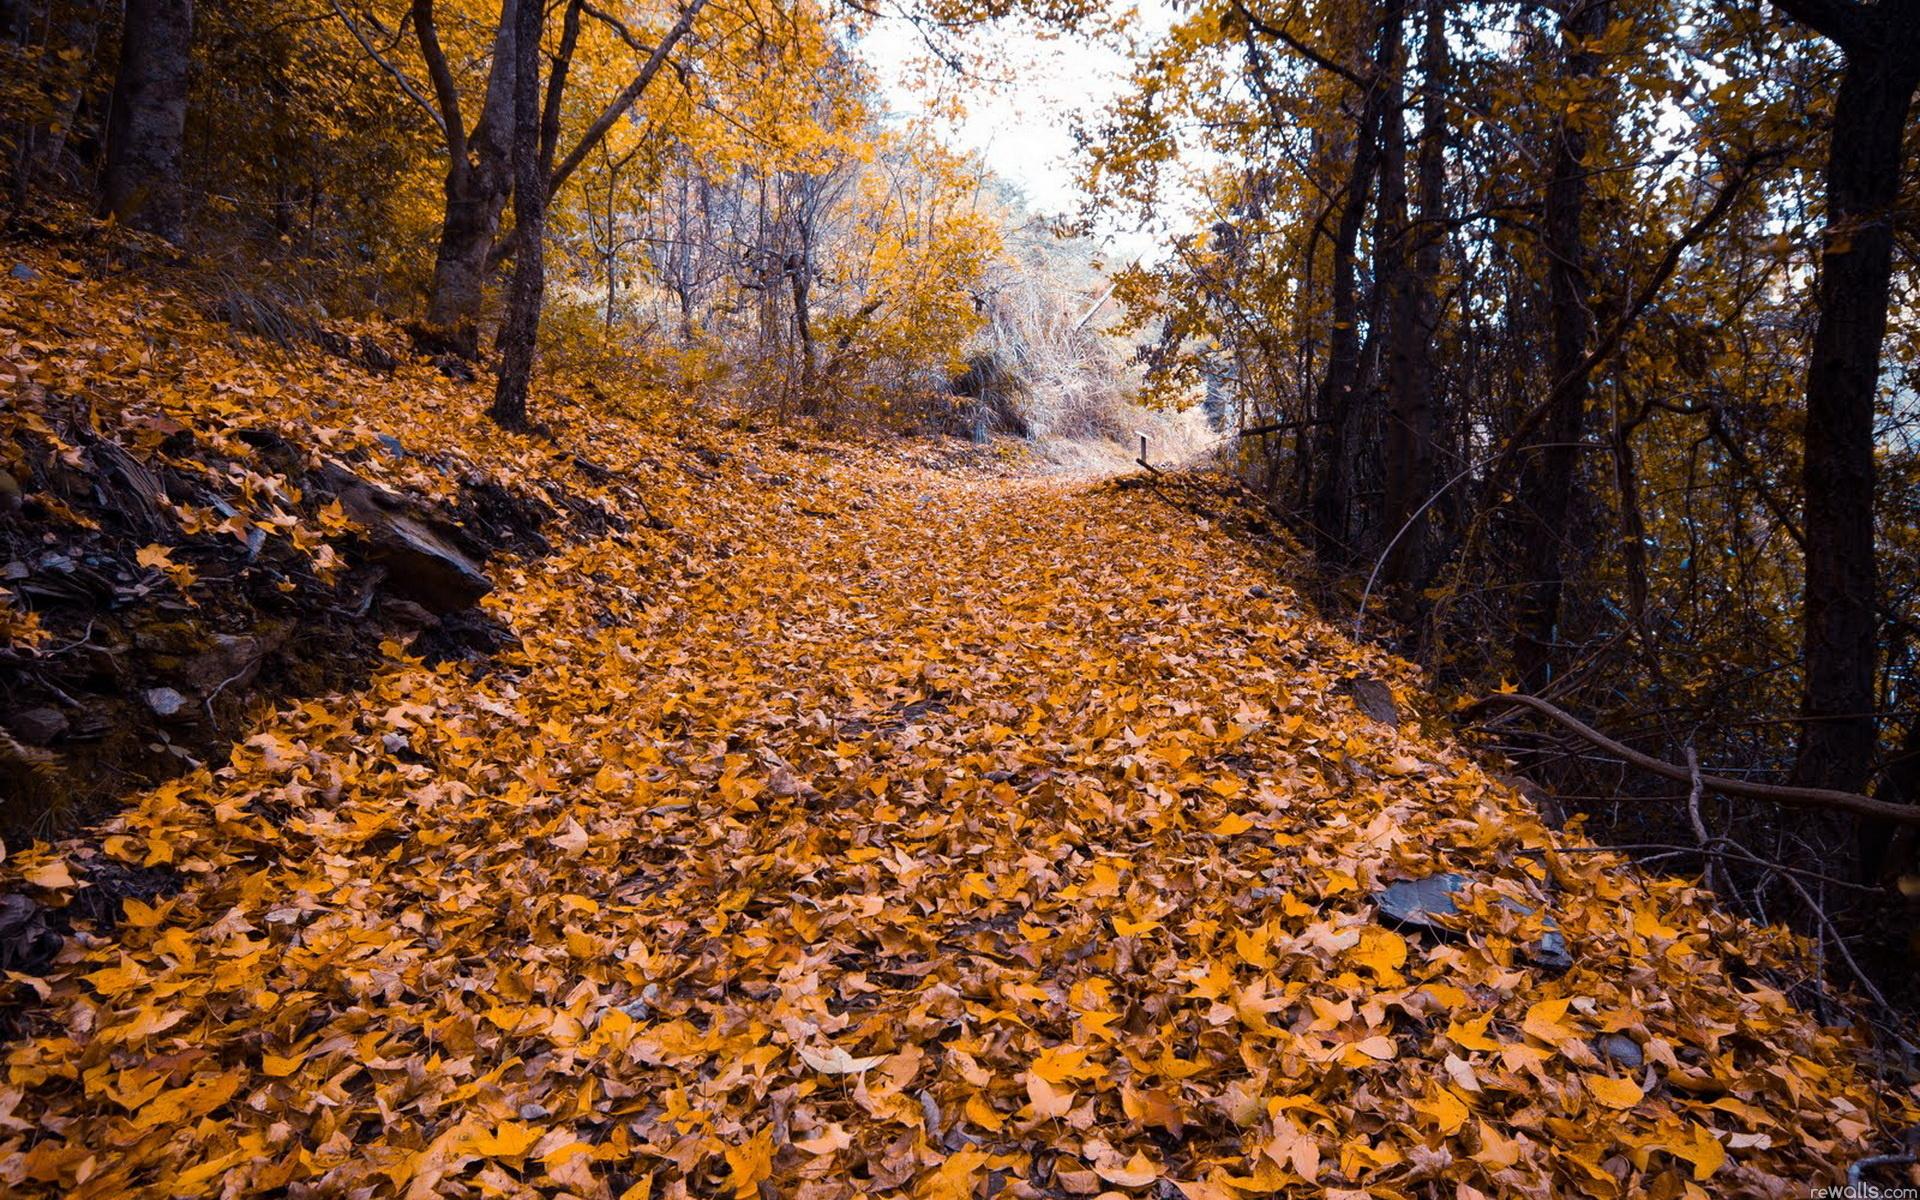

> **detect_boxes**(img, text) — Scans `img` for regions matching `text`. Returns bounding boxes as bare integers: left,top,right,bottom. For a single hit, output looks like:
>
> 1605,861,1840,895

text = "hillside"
0,242,1914,1198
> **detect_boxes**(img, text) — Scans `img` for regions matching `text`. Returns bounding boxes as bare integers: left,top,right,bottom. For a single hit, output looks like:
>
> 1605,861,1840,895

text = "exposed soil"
1,333,558,841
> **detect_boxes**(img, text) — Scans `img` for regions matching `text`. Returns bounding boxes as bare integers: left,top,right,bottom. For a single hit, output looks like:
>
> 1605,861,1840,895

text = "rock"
143,687,189,719
1594,1033,1644,1068
1248,584,1270,599
376,434,407,458
1376,873,1471,929
184,633,272,692
1528,922,1574,973
325,465,492,613
1342,676,1400,728
9,263,39,282
358,337,398,374
7,706,69,746
0,894,61,974
1495,772,1563,828
381,598,438,627
1375,873,1574,972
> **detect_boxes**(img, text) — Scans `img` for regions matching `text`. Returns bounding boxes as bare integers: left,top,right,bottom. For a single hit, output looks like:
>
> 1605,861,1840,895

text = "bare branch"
547,0,711,198
1471,693,1920,825
1228,0,1371,89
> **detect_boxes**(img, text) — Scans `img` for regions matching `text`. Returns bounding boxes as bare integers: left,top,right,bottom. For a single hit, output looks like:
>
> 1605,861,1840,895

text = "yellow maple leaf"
1585,1074,1644,1110
22,858,75,890
472,1121,542,1158
724,1127,775,1199
1521,997,1578,1046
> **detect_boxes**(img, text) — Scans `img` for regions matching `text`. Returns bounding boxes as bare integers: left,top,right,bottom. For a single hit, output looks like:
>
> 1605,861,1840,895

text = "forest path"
1,433,1905,1196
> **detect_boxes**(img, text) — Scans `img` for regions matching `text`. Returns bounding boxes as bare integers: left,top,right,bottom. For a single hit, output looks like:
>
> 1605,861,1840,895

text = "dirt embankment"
0,242,617,846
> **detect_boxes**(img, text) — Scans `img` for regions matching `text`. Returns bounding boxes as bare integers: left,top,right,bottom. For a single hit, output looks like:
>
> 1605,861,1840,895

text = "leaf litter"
0,253,1915,1198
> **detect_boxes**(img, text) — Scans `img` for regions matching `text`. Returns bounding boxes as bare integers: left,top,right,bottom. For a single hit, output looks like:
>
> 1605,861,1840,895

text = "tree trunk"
1308,5,1395,562
488,0,543,430
1380,0,1446,601
790,249,818,410
1510,0,1606,689
101,0,192,242
424,2,516,354
1791,38,1920,792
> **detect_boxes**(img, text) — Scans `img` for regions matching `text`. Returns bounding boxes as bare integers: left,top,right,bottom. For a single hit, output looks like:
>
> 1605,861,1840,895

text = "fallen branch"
1469,693,1920,826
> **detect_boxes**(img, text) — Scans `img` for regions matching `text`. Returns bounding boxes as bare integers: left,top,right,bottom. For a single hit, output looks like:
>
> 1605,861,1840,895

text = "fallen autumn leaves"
1,251,1916,1198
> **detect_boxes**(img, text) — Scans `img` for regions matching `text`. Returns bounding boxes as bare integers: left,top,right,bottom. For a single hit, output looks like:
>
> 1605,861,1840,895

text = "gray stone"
9,264,39,282
143,687,188,719
1343,677,1400,728
376,434,407,458
1528,922,1574,973
7,706,69,745
325,465,491,613
1376,872,1573,972
1376,873,1471,929
0,894,61,974
1594,1033,1644,1067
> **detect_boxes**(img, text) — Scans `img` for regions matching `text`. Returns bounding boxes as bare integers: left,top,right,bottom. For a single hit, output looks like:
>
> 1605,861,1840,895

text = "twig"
1849,1155,1918,1188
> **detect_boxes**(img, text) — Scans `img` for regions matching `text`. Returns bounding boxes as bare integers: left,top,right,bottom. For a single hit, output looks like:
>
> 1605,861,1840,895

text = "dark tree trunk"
790,249,818,409
488,0,543,430
1787,6,1920,792
1510,0,1607,689
1380,0,1446,599
101,0,191,242
423,2,516,355
1308,5,1396,561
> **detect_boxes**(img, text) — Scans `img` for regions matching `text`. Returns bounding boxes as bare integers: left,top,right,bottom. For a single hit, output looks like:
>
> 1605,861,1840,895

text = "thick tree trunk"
1791,44,1919,792
1308,5,1396,562
101,0,192,242
424,3,516,354
1510,0,1606,689
1380,0,1446,599
488,0,543,429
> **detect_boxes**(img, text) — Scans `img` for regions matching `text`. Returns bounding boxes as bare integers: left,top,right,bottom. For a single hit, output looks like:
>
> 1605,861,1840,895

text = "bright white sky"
858,7,1176,262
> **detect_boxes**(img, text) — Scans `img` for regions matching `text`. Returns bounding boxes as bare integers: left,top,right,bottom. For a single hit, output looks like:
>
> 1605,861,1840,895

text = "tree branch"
1479,151,1775,513
330,0,446,138
1470,693,1920,825
1228,0,1371,89
410,0,467,163
547,0,711,200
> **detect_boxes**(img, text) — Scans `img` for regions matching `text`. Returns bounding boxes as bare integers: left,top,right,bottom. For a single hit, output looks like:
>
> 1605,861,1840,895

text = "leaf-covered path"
1,393,1912,1196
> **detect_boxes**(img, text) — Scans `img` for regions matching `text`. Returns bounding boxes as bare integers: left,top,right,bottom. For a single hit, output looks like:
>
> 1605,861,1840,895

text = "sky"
858,8,1174,262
